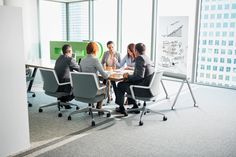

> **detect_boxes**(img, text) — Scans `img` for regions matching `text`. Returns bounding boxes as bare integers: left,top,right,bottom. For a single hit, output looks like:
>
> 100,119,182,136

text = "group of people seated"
54,40,154,116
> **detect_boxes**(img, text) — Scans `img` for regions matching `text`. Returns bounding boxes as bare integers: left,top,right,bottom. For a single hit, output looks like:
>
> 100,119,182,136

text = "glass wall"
39,0,66,61
122,0,152,58
68,2,89,41
196,0,236,88
94,0,117,48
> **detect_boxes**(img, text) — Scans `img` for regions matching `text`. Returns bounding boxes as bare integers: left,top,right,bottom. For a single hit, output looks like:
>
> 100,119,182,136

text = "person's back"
80,42,109,110
80,54,108,79
55,54,79,83
54,44,80,104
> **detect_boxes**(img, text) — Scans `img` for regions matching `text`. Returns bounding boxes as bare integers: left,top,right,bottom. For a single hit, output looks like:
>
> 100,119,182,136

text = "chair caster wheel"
58,113,62,117
91,121,95,126
138,103,141,106
68,116,72,120
39,108,43,112
139,121,143,126
163,116,167,121
76,106,79,110
28,103,32,107
107,112,111,117
32,93,36,97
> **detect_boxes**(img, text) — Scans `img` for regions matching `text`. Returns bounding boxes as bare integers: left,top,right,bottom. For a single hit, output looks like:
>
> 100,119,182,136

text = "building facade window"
197,0,236,88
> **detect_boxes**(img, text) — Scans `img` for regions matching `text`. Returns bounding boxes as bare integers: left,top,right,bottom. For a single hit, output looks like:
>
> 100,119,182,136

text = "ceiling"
45,0,90,2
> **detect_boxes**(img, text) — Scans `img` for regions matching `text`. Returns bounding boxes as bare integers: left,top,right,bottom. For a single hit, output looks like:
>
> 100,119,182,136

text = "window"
39,0,66,61
201,57,206,61
213,57,218,62
213,66,217,71
222,40,226,46
232,3,236,9
226,67,231,72
122,0,152,57
68,2,89,41
220,58,225,63
207,65,211,70
231,13,236,18
94,0,117,47
219,66,224,71
228,49,233,55
224,13,229,19
217,14,222,19
214,49,219,54
221,49,226,54
228,40,234,46
197,0,236,88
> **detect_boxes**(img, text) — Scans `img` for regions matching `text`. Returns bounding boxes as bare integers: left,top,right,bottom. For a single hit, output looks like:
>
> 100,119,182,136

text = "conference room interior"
1,0,236,157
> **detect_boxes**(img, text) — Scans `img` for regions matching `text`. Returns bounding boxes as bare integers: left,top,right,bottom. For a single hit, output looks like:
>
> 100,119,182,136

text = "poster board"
157,16,189,74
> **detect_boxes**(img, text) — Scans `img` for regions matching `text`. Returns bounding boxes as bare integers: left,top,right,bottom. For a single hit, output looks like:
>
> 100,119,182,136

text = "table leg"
27,67,38,92
106,80,111,103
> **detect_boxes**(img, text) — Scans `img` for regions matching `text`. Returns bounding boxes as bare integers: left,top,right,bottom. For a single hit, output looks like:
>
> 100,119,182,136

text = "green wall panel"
50,41,104,62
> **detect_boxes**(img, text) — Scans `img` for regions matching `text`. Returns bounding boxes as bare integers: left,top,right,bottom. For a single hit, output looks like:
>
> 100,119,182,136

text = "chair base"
38,100,79,117
68,106,111,126
127,102,167,126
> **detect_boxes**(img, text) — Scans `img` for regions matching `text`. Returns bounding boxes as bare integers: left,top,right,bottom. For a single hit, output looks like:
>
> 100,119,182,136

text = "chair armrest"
98,85,106,91
97,85,107,96
58,82,71,86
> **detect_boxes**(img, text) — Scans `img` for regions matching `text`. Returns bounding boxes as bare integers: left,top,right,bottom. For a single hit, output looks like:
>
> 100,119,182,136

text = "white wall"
158,0,198,79
0,6,30,157
4,0,40,61
0,0,3,5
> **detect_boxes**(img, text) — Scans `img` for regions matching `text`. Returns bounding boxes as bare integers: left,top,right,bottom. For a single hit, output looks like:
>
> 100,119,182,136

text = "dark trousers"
57,84,74,102
115,81,137,109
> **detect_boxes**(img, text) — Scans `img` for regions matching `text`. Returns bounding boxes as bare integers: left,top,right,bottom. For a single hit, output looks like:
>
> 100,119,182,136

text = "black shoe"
98,111,105,116
128,105,140,114
64,105,72,109
115,107,128,116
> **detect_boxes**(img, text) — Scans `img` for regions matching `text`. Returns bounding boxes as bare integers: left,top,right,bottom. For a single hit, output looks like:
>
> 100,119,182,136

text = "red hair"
86,42,99,55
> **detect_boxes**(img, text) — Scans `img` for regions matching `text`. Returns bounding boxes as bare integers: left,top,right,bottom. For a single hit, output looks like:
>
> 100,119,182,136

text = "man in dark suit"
115,43,155,116
54,44,80,108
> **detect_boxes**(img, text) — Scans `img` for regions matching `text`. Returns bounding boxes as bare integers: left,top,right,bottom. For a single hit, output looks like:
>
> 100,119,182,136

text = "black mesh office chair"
127,71,167,126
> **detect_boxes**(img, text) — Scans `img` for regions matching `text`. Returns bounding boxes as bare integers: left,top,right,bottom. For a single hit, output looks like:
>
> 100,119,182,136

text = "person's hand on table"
124,66,133,70
123,72,129,82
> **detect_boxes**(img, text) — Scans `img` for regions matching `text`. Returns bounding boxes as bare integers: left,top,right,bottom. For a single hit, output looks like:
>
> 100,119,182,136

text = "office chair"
39,68,79,117
26,67,35,107
68,72,111,126
127,71,167,126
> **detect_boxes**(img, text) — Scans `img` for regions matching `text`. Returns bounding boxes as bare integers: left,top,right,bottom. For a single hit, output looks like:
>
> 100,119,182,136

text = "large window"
68,2,89,41
196,0,236,88
94,0,117,48
122,0,152,58
39,0,66,61
157,0,197,78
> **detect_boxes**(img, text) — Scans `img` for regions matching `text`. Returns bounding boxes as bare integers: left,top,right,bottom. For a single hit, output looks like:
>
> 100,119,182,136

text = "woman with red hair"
80,42,109,109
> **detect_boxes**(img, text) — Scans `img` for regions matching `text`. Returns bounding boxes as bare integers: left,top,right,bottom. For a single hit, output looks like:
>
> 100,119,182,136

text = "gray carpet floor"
23,84,236,157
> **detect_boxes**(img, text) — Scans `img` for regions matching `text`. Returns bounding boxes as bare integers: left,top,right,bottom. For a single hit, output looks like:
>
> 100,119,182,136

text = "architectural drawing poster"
157,16,189,74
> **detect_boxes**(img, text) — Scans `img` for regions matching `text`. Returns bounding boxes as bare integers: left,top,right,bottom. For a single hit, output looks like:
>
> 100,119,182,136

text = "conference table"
26,60,55,93
25,60,197,109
